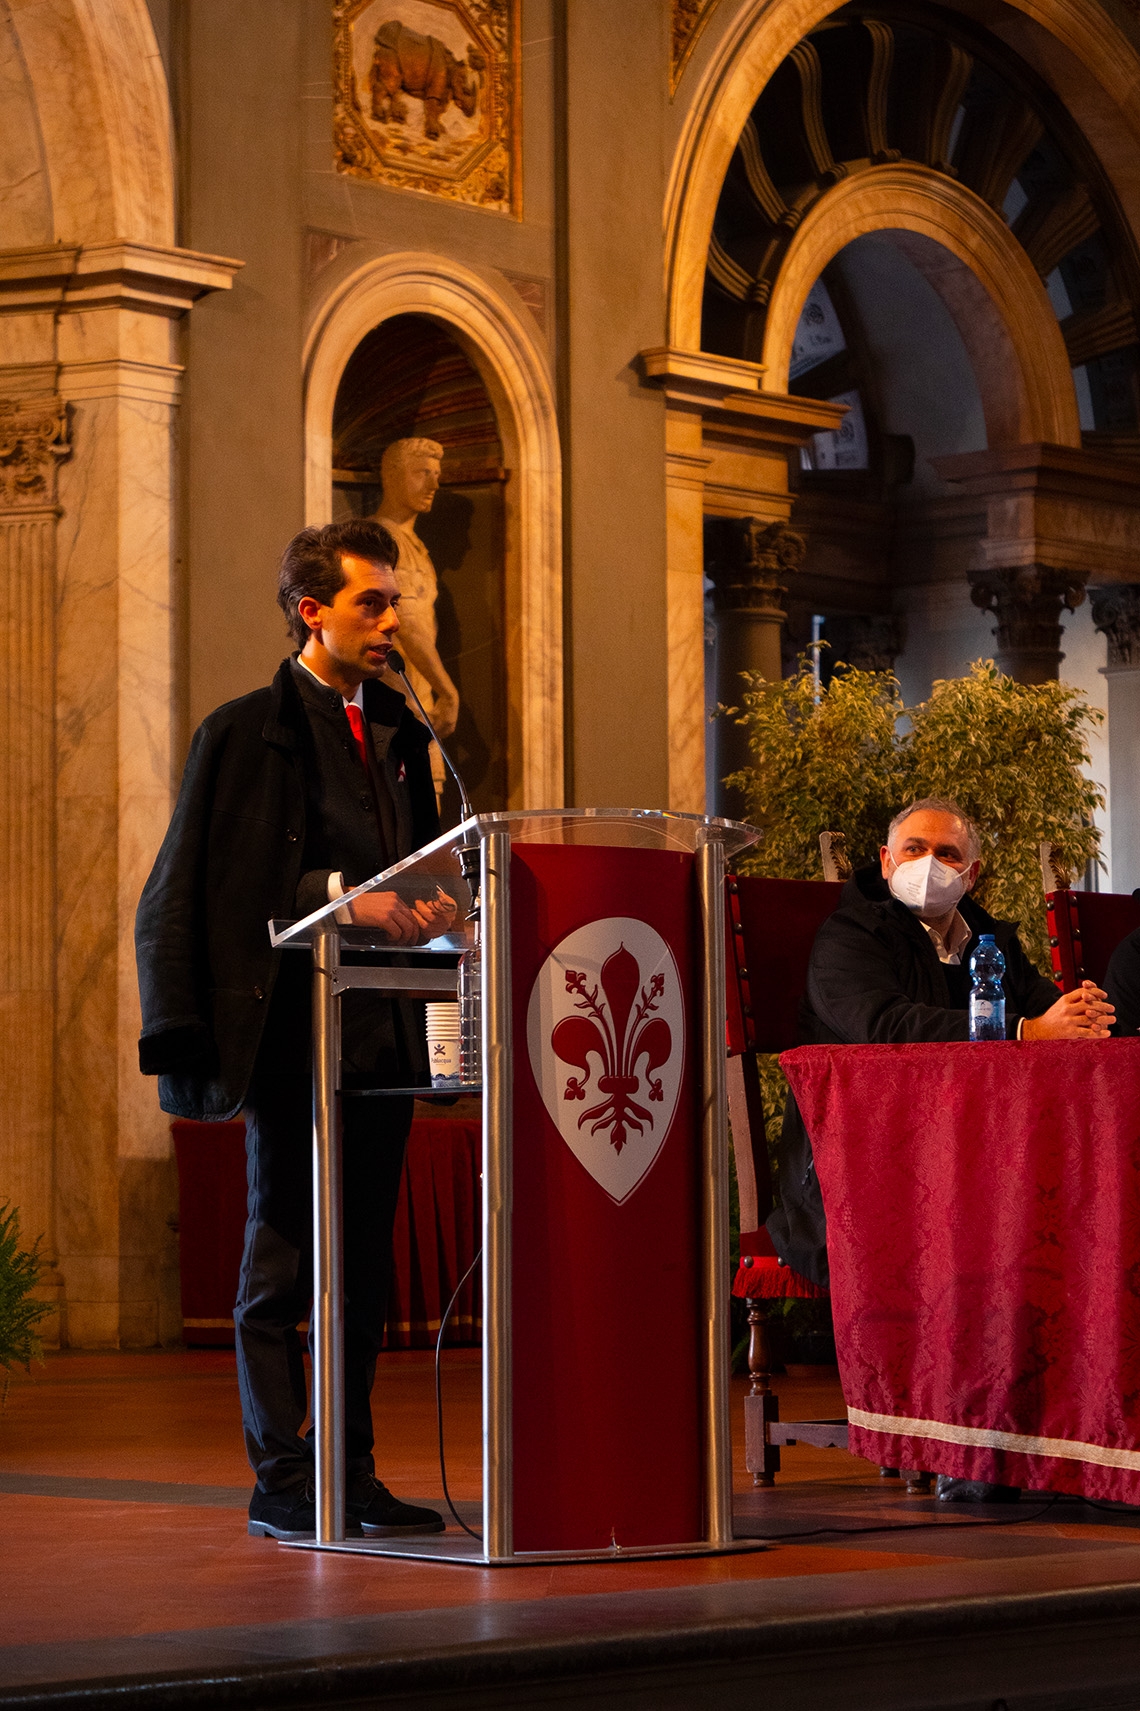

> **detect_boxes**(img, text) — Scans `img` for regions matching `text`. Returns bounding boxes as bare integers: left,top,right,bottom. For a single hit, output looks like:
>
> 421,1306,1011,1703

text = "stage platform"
3,1351,1140,1709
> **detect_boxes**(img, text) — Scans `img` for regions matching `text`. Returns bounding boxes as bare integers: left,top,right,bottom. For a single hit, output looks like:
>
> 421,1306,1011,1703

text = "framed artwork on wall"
333,0,520,216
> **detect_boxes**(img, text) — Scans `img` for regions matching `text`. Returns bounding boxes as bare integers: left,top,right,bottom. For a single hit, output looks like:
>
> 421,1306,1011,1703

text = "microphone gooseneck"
387,648,474,825
386,648,480,920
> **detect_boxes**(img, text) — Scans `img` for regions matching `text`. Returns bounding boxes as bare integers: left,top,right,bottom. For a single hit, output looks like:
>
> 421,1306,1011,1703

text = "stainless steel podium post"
312,920,346,1543
697,831,732,1548
481,828,513,1558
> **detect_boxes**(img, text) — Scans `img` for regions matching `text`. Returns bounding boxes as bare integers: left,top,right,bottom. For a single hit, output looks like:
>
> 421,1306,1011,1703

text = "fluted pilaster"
0,399,68,1315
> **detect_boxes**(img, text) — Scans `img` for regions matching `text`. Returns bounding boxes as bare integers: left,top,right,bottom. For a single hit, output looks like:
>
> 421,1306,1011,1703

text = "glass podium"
270,809,759,1563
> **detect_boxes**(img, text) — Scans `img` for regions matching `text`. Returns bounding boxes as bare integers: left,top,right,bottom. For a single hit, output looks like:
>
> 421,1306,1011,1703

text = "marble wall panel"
665,412,710,813
118,1156,180,1349
53,360,180,1344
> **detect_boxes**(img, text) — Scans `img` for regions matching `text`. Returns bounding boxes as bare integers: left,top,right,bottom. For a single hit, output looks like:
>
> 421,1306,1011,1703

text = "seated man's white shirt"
922,908,1025,1038
921,911,971,966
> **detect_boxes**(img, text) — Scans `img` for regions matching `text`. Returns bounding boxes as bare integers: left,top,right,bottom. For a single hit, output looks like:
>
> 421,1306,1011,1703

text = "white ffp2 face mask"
887,851,969,919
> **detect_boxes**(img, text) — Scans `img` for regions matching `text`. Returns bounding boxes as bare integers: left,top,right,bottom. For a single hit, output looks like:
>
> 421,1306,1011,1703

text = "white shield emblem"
526,916,685,1203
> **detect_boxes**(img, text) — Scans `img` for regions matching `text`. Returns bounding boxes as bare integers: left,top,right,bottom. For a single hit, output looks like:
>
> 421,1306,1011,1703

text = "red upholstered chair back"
725,874,845,1242
726,874,846,1055
1045,887,1140,990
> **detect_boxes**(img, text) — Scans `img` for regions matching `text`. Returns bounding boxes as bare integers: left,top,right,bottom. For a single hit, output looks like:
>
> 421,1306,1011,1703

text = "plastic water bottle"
969,934,1006,1041
458,933,482,1088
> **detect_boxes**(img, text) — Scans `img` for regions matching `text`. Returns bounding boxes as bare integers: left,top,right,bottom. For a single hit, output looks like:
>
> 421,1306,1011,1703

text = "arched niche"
760,165,1081,447
332,312,511,814
305,252,563,812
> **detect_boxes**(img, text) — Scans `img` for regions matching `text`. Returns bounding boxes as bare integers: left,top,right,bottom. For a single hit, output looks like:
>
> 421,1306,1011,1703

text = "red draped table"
781,1039,1140,1501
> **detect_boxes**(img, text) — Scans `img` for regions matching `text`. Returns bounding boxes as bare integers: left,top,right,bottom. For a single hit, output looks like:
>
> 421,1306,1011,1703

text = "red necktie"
345,701,370,772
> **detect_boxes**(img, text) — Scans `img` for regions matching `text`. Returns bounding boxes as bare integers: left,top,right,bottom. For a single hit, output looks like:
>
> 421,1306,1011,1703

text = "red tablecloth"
782,1039,1140,1501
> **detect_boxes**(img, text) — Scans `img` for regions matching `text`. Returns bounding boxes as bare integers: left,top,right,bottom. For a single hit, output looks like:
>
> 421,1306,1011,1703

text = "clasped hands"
1021,979,1115,1041
349,886,457,944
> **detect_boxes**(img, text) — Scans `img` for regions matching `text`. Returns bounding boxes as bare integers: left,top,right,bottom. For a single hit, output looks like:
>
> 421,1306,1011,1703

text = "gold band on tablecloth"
848,1407,1140,1472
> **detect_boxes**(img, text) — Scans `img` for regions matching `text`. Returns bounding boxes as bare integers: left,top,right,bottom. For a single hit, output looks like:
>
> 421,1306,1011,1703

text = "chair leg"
742,1298,781,1487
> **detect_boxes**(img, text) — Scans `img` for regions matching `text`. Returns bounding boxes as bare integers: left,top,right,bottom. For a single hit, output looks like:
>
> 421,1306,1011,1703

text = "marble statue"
374,436,460,805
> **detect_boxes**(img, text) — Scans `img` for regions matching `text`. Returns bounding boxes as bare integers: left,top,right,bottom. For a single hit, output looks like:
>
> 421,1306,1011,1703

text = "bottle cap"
977,933,995,943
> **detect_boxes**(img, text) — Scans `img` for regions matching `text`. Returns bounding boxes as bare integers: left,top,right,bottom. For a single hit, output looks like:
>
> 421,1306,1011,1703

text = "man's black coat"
765,864,1059,1286
135,659,438,1121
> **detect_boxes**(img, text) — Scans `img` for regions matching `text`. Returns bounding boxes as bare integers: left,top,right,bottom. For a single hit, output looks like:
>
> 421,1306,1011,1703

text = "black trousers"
234,1059,413,1493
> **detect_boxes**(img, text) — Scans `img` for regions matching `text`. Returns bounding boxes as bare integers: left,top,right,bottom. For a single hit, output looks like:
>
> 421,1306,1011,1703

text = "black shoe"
248,1479,364,1540
935,1475,1021,1504
347,1474,446,1536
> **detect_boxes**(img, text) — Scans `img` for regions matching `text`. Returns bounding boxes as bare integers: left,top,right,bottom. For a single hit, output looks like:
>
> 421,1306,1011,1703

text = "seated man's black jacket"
134,658,438,1121
1107,926,1140,1036
765,863,1059,1287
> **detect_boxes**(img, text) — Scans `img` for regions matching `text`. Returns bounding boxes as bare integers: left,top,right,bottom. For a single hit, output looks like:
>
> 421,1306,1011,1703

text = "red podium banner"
510,844,702,1551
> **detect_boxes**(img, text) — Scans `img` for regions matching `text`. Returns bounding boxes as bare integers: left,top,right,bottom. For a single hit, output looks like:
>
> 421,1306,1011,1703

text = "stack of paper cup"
425,1002,462,1088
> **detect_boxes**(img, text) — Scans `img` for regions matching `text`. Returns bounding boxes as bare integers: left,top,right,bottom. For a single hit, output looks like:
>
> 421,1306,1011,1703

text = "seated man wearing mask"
768,797,1114,1501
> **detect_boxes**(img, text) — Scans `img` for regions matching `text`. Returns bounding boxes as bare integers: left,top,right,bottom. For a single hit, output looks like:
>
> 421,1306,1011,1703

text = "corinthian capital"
967,563,1086,684
1090,584,1140,668
0,397,69,511
706,517,805,615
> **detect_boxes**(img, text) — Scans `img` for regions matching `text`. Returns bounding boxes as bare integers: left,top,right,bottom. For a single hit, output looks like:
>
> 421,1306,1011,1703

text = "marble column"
639,347,845,812
1091,585,1140,896
967,564,1087,684
0,242,239,1346
706,516,805,816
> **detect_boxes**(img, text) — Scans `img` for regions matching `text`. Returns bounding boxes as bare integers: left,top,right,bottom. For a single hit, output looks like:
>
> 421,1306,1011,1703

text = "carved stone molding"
706,516,805,615
671,1,716,95
968,563,1087,683
1090,584,1140,668
333,0,520,216
0,397,68,511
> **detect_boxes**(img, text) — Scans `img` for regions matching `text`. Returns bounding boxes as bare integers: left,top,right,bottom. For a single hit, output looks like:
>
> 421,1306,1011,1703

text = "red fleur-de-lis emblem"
549,944,673,1154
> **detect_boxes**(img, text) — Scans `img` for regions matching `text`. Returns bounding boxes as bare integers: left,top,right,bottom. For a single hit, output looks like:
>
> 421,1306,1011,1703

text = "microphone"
386,648,475,828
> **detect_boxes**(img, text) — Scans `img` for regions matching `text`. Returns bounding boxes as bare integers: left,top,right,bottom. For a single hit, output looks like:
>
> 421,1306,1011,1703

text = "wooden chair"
726,839,932,1491
1040,843,1140,991
725,858,847,1488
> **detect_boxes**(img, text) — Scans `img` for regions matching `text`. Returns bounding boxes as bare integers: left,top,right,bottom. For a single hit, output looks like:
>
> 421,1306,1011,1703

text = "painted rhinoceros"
369,19,484,140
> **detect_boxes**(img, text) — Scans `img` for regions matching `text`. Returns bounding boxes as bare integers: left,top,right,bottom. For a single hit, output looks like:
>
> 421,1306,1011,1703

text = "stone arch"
304,251,563,810
664,0,1140,354
760,164,1081,446
3,0,174,245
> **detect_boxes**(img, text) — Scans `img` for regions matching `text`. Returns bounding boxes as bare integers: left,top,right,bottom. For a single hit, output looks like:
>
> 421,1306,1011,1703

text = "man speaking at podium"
136,520,454,1541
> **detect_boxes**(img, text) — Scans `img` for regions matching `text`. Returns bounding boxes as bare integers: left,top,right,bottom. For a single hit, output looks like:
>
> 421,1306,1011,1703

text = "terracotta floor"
3,1350,1140,1682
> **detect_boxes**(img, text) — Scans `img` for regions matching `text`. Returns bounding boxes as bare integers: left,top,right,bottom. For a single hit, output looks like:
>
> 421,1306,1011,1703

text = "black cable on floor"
753,1491,1063,1543
435,1247,483,1540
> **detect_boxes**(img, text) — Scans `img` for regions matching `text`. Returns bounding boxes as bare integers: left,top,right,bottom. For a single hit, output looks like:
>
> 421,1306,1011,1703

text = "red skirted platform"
172,1114,481,1349
782,1039,1140,1501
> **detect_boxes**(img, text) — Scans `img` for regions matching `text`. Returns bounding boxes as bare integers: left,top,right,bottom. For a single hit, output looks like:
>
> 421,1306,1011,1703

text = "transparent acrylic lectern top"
269,808,760,951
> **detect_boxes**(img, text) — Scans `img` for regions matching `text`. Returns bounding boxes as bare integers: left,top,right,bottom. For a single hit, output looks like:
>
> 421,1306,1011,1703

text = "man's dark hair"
277,519,399,648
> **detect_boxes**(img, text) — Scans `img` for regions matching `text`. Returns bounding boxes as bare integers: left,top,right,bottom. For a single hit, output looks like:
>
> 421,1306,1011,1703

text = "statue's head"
381,436,443,514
